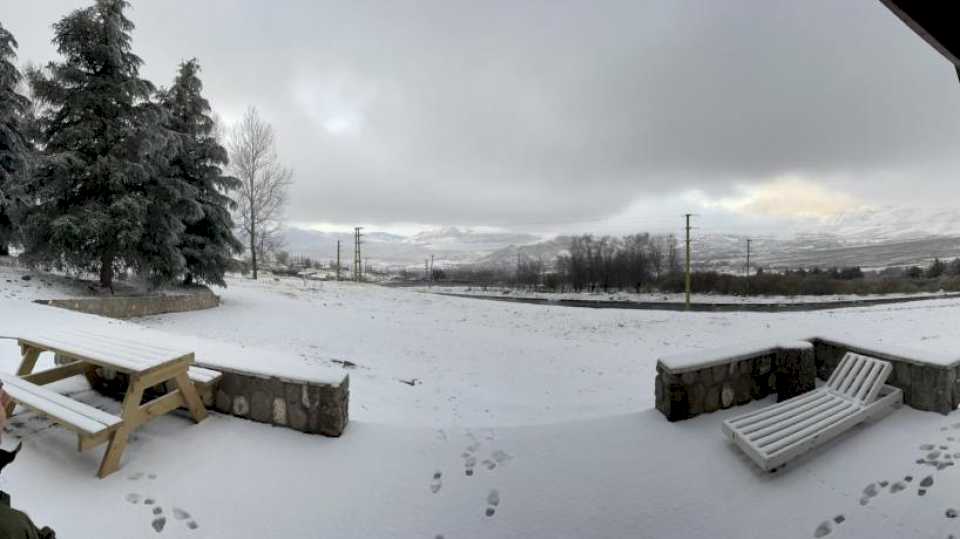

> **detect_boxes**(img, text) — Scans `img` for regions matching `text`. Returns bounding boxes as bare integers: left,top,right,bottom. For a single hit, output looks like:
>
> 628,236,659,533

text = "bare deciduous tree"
227,106,293,279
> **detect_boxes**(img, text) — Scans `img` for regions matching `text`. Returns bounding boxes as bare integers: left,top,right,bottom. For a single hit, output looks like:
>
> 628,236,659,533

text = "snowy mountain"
282,226,542,268
283,207,960,272
814,206,960,243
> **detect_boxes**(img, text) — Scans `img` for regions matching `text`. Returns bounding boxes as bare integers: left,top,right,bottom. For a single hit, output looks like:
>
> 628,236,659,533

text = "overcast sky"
5,0,959,237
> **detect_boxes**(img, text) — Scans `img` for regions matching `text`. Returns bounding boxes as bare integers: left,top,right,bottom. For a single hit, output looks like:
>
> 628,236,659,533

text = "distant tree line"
0,1,291,290
434,237,960,297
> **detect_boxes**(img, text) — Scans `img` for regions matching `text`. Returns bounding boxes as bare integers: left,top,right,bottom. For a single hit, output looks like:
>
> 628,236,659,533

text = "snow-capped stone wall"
655,342,815,422
80,362,349,437
811,337,957,415
212,369,349,437
35,288,219,319
657,336,960,422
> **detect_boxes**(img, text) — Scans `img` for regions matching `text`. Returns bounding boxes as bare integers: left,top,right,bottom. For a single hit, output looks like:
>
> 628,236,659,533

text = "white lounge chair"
721,352,902,471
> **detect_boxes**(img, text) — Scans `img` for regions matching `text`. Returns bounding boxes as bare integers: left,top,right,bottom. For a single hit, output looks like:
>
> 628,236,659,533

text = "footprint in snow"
485,489,500,517
430,471,443,493
916,474,934,496
151,516,166,533
860,483,879,505
890,481,907,494
125,493,142,504
813,515,844,537
492,449,513,465
465,456,477,476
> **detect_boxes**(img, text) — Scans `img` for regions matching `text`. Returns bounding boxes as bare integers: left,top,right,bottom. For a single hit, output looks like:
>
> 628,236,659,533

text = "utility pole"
336,240,341,281
745,238,752,295
684,213,693,310
430,255,435,284
364,258,369,279
353,227,363,282
424,259,429,282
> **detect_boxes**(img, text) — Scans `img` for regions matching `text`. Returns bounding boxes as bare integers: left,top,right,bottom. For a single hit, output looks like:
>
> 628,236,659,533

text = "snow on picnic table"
3,269,960,537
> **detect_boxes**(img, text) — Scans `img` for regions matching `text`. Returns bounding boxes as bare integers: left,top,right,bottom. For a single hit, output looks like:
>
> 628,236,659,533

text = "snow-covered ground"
426,285,953,305
4,270,960,537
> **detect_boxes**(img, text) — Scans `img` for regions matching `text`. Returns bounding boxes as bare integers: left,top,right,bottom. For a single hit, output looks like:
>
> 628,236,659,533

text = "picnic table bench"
3,329,218,478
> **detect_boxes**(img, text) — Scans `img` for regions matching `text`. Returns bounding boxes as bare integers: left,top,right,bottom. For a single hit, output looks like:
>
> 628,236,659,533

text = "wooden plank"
826,353,855,390
139,358,192,388
22,361,92,386
745,397,841,440
15,345,41,376
735,392,833,432
862,362,893,404
0,373,121,432
126,390,186,429
727,391,826,428
79,424,121,452
18,335,189,374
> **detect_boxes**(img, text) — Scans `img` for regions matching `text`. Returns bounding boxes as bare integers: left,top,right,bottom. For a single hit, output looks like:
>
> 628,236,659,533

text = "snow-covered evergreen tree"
0,23,31,256
23,0,167,289
156,59,241,286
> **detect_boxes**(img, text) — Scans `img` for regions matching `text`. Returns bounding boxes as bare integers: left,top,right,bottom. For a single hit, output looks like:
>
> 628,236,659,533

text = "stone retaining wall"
655,343,815,422
657,336,960,421
810,337,957,415
80,362,349,437
35,288,219,319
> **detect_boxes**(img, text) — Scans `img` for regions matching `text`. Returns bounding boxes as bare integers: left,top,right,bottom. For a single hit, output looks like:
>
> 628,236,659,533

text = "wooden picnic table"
3,329,209,478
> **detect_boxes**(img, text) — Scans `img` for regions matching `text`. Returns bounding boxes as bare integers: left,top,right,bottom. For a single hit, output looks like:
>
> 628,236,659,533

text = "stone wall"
81,362,349,437
655,343,815,422
212,369,348,437
811,337,958,415
34,288,219,319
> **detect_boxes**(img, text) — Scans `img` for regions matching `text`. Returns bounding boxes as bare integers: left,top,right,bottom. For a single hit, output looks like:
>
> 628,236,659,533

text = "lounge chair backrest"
824,352,892,405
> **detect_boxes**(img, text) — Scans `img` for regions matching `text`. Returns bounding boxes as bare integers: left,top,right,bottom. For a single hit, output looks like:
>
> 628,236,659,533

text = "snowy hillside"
283,226,542,268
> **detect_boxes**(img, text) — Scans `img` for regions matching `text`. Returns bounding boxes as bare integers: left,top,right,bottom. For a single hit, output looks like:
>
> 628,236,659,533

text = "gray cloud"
6,0,960,230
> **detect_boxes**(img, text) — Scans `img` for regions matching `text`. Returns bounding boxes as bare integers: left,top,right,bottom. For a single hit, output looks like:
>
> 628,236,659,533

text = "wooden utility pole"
353,227,363,282
424,259,430,282
336,240,341,281
684,213,693,310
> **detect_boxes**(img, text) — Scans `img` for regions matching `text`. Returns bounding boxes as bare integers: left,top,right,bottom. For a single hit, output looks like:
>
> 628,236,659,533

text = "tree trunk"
99,253,114,290
249,205,258,280
0,244,9,256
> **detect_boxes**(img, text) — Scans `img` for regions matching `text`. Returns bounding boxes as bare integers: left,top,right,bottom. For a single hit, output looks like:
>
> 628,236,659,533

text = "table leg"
174,372,208,423
97,376,144,478
5,345,41,417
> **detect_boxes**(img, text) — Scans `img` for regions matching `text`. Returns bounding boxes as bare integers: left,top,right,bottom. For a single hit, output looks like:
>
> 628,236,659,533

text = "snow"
4,269,960,537
658,339,812,372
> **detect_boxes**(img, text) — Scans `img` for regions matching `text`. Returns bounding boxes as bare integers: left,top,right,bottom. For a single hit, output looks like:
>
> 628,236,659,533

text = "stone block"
754,356,772,376
272,398,287,425
215,389,231,413
250,390,272,423
734,377,753,405
687,383,705,416
711,364,727,383
704,385,720,413
720,383,735,409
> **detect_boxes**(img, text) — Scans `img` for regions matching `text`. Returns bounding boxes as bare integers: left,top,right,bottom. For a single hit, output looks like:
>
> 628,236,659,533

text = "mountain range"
283,206,960,272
